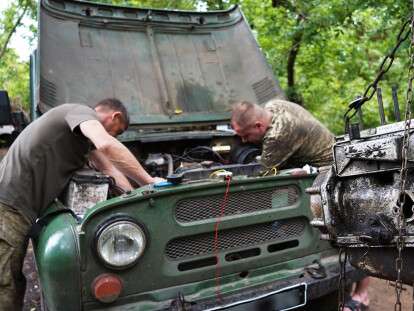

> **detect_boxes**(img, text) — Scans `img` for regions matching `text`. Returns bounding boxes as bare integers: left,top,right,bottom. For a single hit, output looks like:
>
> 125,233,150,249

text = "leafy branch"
0,3,29,61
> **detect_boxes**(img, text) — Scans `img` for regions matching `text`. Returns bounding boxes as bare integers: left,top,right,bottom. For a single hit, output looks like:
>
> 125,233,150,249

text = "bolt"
305,186,321,194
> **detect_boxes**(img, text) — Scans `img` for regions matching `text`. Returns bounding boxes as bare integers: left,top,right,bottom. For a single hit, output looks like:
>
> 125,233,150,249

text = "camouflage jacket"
261,99,334,169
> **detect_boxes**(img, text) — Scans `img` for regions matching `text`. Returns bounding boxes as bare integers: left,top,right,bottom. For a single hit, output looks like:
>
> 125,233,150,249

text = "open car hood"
37,0,284,127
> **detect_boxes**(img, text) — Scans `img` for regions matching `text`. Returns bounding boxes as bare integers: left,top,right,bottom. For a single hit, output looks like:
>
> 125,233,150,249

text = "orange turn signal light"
92,273,123,303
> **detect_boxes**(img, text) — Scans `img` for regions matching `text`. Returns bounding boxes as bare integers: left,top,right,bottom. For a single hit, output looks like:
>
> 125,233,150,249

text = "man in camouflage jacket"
231,99,334,169
231,99,370,310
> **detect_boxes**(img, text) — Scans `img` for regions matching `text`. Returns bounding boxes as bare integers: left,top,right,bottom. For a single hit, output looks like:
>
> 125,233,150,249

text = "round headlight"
96,221,146,269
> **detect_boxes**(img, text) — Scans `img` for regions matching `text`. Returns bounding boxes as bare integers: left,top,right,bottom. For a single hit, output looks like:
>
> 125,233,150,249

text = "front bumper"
86,253,364,310
165,261,364,310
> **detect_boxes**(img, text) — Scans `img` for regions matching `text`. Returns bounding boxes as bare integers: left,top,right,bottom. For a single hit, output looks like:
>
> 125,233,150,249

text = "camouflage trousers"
0,202,31,311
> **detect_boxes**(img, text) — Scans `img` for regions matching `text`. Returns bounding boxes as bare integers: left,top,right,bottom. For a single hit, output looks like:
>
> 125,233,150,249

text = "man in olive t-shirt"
0,98,158,309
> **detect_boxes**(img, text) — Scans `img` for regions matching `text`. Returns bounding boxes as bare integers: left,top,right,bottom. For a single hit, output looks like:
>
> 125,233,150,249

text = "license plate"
206,283,307,311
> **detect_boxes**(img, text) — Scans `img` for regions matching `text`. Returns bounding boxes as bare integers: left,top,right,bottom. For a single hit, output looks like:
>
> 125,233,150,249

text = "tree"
1,0,413,133
0,0,36,61
0,49,30,109
0,0,36,111
235,0,412,133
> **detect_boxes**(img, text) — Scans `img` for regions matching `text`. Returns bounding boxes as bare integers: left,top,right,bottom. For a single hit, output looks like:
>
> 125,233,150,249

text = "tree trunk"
287,28,303,89
286,17,304,105
0,4,28,61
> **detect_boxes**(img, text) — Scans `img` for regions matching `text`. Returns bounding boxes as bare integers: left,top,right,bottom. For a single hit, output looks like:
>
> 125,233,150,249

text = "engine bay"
124,132,262,179
62,131,264,215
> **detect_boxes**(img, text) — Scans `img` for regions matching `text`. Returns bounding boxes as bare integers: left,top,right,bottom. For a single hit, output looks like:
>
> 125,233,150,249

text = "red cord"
213,175,231,302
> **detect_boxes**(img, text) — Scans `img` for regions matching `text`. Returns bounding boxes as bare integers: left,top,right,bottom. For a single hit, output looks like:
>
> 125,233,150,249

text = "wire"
213,175,231,303
262,165,278,176
209,169,227,178
175,146,226,163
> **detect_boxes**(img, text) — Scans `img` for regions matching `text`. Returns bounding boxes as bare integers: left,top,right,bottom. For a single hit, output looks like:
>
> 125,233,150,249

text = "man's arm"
261,135,301,168
261,118,305,169
89,150,133,191
79,120,155,186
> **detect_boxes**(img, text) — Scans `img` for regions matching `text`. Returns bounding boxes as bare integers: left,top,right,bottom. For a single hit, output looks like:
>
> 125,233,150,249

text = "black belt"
28,207,78,239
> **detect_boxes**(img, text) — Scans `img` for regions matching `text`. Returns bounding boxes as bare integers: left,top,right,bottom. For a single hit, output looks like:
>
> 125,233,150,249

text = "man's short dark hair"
94,98,130,129
232,100,263,127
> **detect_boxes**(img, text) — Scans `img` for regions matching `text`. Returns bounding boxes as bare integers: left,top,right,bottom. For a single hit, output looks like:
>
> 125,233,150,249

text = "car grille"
165,218,306,260
175,186,299,223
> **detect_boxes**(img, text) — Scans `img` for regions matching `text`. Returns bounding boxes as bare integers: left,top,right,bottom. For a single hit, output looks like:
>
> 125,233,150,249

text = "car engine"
308,119,414,283
308,16,414,285
125,133,262,179
63,135,263,215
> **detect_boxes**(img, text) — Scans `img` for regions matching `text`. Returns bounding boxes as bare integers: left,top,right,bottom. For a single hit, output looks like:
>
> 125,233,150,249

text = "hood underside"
37,0,284,127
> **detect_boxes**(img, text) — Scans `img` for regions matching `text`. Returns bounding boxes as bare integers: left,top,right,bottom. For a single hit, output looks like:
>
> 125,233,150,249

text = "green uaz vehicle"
27,0,363,310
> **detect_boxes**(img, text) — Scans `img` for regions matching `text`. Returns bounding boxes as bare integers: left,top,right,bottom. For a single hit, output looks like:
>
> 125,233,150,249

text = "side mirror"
0,91,12,126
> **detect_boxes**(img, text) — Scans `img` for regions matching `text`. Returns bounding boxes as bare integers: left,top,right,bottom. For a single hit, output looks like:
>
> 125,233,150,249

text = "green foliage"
0,50,30,110
236,0,412,133
0,0,36,111
1,0,413,134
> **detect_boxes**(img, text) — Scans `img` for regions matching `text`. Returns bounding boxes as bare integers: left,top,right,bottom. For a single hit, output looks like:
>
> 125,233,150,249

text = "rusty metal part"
338,248,348,311
394,7,414,310
305,259,327,280
344,136,402,161
393,86,401,122
347,248,414,285
308,134,414,283
307,11,414,311
308,9,414,303
377,87,386,125
306,168,328,229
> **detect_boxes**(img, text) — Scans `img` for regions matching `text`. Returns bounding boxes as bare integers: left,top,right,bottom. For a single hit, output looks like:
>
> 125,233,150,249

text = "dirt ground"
23,244,41,311
367,277,413,310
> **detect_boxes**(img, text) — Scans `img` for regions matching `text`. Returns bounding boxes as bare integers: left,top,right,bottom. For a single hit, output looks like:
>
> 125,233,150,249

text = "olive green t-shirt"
0,104,98,222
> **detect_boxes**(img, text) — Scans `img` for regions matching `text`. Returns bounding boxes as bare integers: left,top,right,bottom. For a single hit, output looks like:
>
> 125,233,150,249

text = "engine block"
309,120,414,283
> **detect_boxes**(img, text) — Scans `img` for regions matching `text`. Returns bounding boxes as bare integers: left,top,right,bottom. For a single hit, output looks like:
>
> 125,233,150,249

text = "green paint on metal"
34,206,82,310
36,0,283,126
34,174,337,310
33,1,346,309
